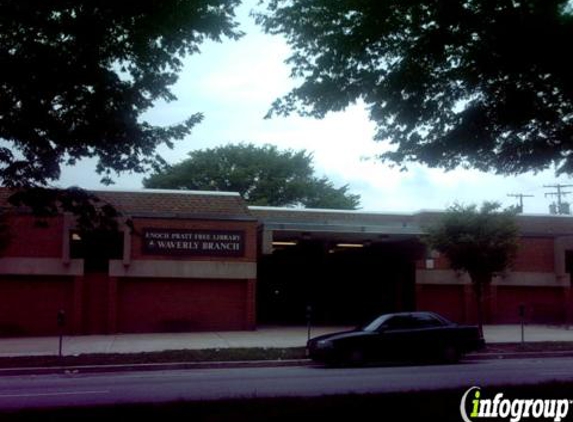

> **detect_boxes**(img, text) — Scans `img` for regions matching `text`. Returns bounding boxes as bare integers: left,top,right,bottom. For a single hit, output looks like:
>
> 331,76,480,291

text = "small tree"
424,202,519,335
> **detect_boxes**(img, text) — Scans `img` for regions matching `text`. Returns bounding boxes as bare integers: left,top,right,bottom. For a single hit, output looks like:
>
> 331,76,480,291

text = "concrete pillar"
260,230,274,255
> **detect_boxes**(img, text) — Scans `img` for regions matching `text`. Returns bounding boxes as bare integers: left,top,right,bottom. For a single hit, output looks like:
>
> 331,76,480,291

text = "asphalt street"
1,357,573,410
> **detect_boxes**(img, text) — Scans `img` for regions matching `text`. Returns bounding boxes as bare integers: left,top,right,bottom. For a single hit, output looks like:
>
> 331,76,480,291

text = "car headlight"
316,339,334,350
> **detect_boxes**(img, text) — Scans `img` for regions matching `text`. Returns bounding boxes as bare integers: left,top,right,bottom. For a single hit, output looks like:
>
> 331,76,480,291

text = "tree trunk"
469,272,491,338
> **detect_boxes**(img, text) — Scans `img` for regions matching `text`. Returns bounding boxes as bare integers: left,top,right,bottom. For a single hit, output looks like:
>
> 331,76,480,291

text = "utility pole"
507,193,534,213
544,184,573,215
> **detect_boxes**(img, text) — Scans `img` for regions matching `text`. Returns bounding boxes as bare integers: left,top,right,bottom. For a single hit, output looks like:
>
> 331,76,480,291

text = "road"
1,357,573,410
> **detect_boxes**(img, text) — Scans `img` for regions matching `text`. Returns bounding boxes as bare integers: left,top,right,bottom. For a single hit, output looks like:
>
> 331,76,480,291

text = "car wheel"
442,345,460,364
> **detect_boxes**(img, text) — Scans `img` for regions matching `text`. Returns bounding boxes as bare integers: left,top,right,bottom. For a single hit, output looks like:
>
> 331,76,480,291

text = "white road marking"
538,370,573,376
0,390,109,399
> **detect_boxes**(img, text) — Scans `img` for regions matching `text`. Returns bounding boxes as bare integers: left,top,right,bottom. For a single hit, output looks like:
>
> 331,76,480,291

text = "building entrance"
258,238,424,326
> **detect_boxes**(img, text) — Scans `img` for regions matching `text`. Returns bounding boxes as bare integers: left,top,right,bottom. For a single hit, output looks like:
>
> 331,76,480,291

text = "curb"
0,359,312,377
465,350,573,360
2,351,573,376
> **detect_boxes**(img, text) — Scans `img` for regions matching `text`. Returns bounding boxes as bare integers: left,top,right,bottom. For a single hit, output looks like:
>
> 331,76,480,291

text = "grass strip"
0,347,307,369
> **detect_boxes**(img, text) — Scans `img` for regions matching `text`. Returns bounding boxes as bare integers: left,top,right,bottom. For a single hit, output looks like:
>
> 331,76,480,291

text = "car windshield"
362,314,392,332
361,313,451,332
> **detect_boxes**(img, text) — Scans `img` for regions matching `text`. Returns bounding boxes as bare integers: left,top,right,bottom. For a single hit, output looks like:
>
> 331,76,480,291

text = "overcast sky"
58,0,573,215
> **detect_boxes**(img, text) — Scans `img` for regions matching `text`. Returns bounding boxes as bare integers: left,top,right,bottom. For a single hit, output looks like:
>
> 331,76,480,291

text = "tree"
256,1,573,175
143,143,361,209
0,0,241,187
0,1,242,251
424,202,519,334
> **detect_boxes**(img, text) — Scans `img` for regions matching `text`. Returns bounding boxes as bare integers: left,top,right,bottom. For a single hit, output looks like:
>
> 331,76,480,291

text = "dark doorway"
257,238,424,326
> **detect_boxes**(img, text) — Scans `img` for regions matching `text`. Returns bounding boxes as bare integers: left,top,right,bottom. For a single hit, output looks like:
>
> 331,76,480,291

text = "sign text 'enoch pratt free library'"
142,229,245,257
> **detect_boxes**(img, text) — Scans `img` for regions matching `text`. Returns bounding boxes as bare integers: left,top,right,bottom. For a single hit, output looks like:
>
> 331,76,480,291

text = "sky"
58,0,573,215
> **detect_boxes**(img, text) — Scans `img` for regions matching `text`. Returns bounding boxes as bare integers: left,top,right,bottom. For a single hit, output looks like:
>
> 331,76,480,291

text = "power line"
544,184,573,215
507,193,534,213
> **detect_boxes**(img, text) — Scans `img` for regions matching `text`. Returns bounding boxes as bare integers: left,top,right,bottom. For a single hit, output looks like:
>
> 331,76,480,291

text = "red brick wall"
129,218,257,262
416,256,450,270
416,284,468,323
82,273,110,335
0,275,74,336
512,237,554,272
418,237,555,272
417,284,567,325
117,278,249,332
495,286,565,323
3,215,63,258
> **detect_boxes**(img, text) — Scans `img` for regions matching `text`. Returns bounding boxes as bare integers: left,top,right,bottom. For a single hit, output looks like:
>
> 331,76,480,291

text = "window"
377,313,445,331
382,315,415,330
409,313,445,328
70,230,124,272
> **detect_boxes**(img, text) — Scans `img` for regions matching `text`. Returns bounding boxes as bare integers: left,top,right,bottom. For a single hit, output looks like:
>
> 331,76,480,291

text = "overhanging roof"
250,206,424,241
250,206,573,239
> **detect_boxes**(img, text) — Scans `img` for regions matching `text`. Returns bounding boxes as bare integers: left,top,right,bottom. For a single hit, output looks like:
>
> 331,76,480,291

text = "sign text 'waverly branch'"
142,229,245,257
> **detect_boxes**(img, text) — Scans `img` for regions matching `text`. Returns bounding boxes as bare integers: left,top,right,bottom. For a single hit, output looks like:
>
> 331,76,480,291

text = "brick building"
0,188,571,336
0,189,257,336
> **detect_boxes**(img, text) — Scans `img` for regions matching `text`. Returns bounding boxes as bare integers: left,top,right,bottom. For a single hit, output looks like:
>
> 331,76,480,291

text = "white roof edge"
414,208,445,214
415,209,559,218
90,188,241,197
248,205,416,216
249,206,559,218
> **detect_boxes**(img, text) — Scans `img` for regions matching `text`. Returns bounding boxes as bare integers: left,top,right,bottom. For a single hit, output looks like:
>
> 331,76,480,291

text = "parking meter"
518,304,525,345
306,305,313,343
306,305,312,321
57,309,65,357
57,309,66,328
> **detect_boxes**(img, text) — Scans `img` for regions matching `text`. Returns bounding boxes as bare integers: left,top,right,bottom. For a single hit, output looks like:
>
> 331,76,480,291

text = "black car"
307,311,485,365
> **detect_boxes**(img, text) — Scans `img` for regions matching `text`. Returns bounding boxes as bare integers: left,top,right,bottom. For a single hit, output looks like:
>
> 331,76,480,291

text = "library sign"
142,229,245,257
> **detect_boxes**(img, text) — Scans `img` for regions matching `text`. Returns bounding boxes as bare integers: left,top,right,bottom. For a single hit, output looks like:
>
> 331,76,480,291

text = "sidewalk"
1,325,573,358
0,327,347,357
